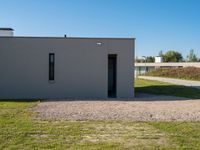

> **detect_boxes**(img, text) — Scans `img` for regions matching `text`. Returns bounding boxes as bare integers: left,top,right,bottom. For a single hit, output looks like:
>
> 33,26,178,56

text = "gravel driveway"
32,94,200,121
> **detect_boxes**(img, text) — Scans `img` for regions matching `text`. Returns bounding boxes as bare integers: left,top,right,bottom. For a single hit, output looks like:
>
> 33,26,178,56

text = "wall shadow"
135,84,200,100
0,84,200,102
0,99,39,102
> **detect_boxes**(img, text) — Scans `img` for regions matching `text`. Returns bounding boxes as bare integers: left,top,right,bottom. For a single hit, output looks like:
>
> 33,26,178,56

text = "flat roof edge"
0,28,14,31
0,36,135,40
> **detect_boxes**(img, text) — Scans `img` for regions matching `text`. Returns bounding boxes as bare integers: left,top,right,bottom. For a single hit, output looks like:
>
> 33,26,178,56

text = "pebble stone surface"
31,93,200,121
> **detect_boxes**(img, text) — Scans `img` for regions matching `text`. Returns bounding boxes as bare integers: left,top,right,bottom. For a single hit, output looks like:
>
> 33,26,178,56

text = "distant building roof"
0,28,14,31
135,62,200,68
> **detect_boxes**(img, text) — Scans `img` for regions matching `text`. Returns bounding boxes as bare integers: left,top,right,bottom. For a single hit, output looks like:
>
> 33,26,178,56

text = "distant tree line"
159,50,183,62
136,49,200,63
135,56,155,63
186,49,199,62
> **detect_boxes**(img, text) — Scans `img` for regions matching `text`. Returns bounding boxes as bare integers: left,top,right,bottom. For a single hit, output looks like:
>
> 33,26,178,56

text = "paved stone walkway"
138,76,200,89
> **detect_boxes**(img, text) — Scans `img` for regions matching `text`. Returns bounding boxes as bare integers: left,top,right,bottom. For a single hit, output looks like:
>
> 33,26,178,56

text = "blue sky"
0,0,200,58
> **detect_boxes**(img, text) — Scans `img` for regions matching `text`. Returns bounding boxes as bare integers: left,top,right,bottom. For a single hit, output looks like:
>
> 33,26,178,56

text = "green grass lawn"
135,78,200,99
0,101,176,149
1,101,200,149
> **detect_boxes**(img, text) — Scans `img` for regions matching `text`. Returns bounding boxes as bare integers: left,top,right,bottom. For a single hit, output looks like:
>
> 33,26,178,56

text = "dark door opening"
108,54,117,98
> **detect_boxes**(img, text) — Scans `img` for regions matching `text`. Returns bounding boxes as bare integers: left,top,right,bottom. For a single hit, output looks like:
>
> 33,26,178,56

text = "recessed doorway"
108,54,117,98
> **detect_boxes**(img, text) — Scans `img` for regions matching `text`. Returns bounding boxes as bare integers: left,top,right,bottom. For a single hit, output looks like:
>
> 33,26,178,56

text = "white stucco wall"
155,56,163,63
0,30,14,37
0,37,135,99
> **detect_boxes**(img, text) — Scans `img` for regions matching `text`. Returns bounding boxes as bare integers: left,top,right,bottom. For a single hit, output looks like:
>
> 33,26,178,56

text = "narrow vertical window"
49,53,55,81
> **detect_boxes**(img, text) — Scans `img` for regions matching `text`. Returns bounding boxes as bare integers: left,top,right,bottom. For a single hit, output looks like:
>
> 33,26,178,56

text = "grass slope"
135,78,200,99
145,67,200,81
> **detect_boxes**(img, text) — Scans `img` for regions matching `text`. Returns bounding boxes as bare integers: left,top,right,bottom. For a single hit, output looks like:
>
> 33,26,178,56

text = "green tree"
146,56,155,62
187,49,198,62
161,50,183,62
159,50,164,57
135,56,145,63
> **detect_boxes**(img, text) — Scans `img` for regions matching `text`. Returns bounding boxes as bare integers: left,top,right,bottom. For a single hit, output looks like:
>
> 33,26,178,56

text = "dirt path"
138,76,200,89
31,94,200,121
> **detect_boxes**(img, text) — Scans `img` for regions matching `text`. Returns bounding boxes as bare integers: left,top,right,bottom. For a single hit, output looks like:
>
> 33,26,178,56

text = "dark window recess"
49,53,55,81
108,54,117,98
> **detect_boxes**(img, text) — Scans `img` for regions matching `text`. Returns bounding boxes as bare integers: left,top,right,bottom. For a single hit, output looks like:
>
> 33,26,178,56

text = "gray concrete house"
0,29,135,99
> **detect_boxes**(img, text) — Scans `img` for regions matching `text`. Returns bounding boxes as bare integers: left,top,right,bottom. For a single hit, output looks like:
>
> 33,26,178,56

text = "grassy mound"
145,67,200,81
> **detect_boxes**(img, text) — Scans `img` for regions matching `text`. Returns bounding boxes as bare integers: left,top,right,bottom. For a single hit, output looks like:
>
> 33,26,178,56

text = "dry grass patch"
145,67,200,81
